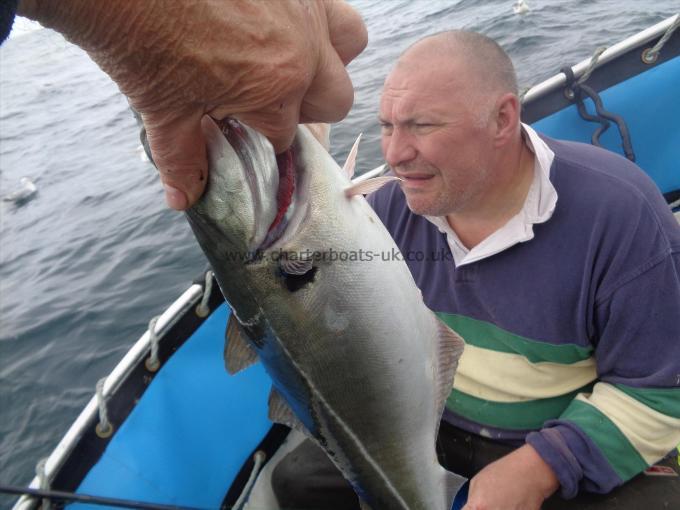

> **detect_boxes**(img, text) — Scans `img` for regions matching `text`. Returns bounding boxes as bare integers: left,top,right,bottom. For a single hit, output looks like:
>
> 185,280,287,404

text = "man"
4,0,366,209
369,31,680,508
273,31,680,510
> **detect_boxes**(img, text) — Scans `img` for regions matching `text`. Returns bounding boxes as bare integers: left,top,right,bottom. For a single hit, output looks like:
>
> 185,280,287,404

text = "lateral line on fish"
271,333,410,510
232,308,260,328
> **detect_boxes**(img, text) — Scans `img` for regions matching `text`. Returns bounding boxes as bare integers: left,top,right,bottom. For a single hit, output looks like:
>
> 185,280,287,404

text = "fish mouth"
217,118,307,252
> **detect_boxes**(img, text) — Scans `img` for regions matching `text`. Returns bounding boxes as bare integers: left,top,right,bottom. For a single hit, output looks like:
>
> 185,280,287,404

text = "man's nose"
382,128,416,168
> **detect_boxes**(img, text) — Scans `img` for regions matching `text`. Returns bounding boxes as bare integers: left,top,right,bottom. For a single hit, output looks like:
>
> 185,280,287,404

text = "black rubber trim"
663,189,680,205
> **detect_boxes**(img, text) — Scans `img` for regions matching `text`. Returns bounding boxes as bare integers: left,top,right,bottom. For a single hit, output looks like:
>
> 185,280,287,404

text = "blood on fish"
217,118,295,237
269,149,295,233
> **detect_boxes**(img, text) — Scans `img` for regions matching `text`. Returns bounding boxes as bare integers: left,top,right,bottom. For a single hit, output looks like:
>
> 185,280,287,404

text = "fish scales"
186,117,465,510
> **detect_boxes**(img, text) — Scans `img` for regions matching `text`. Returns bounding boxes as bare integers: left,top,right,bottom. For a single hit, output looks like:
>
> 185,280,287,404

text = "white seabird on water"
513,0,530,15
2,177,38,204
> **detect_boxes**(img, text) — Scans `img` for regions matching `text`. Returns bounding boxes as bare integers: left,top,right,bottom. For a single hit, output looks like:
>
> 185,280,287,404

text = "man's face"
379,57,496,217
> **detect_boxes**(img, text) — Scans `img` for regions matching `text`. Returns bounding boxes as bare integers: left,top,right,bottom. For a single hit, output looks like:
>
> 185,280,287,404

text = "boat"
9,14,679,510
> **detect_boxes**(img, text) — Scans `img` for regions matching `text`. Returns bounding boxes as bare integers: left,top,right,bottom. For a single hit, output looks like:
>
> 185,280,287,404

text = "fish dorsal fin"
433,315,466,437
268,387,309,435
344,175,402,198
341,133,362,180
224,313,259,375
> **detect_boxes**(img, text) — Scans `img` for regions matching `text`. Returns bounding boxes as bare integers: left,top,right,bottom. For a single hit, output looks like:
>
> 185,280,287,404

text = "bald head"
379,31,526,218
396,31,518,98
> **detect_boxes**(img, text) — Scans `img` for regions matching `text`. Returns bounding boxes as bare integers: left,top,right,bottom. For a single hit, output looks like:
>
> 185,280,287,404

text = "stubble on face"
398,158,492,218
381,49,497,218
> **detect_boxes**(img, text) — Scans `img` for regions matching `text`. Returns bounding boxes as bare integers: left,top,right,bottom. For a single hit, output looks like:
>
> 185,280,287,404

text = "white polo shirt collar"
424,123,557,267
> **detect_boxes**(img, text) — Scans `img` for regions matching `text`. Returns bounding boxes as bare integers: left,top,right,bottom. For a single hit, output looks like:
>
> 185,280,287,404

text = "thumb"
142,109,208,210
235,100,301,154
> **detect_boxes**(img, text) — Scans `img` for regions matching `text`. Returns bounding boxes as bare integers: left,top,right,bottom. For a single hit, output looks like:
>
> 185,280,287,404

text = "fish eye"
279,266,318,292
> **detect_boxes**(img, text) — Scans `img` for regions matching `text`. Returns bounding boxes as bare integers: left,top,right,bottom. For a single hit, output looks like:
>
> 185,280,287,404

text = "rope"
578,45,607,84
95,378,113,438
145,316,161,372
195,271,214,318
36,458,50,510
232,450,267,510
522,45,606,103
643,14,680,63
560,65,635,161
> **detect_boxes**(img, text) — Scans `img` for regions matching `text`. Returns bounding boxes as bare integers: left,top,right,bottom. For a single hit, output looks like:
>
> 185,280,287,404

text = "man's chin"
404,195,442,217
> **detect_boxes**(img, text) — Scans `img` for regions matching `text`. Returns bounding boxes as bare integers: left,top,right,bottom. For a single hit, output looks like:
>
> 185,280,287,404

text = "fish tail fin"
443,468,468,510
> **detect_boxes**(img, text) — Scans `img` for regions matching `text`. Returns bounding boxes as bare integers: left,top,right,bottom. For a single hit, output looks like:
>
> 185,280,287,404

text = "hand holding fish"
16,0,367,209
462,444,559,510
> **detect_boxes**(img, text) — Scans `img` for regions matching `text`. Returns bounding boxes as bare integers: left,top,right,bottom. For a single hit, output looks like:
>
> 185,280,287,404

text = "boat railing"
522,14,679,104
13,282,207,510
355,163,388,182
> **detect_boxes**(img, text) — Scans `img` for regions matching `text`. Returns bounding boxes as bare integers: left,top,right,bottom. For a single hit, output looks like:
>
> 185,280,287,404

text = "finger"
235,101,301,154
142,109,208,210
324,0,368,65
299,45,355,124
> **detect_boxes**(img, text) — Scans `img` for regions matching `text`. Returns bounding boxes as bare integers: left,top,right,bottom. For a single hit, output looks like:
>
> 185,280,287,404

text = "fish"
184,116,466,510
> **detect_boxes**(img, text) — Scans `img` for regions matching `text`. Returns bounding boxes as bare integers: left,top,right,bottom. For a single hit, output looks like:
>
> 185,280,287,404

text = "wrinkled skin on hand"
463,444,560,510
18,0,367,209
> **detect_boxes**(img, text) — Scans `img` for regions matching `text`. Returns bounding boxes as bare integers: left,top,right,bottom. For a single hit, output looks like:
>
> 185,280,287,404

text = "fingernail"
163,184,188,210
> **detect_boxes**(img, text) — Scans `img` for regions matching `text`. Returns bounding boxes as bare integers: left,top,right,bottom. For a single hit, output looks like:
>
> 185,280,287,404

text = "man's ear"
493,93,521,147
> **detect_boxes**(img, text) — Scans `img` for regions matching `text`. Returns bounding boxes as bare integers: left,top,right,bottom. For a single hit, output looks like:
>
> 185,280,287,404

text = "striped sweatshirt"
367,136,680,498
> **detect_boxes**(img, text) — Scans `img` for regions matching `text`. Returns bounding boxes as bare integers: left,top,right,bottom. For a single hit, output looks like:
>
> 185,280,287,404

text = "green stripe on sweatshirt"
447,382,594,430
437,312,593,364
613,384,680,419
561,398,648,481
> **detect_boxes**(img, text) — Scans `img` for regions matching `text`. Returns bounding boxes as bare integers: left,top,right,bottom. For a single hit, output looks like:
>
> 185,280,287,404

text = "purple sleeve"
529,248,680,498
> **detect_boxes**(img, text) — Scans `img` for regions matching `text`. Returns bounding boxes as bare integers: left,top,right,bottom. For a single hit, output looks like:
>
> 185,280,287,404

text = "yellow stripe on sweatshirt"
575,383,680,465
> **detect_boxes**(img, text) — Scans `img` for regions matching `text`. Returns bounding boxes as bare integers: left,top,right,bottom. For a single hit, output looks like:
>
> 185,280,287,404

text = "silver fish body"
186,117,465,510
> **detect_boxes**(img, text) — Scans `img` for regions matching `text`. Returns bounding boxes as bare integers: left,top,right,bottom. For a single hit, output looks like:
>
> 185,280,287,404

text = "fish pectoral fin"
341,133,362,180
434,316,466,433
224,313,259,375
344,175,402,197
268,387,309,435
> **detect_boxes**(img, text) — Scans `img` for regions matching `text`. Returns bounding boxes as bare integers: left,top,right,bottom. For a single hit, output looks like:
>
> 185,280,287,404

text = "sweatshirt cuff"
526,428,583,499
